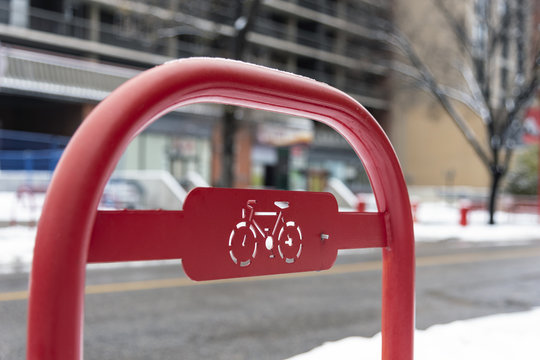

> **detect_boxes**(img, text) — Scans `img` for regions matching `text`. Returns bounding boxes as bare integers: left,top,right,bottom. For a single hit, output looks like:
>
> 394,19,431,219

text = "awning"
0,45,138,101
0,45,222,125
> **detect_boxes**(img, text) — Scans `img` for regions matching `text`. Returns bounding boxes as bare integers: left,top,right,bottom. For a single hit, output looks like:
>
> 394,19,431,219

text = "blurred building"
389,0,540,192
0,0,391,191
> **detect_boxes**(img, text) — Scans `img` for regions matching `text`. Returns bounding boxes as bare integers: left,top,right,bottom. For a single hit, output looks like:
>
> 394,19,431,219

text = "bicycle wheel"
277,222,303,263
228,222,257,267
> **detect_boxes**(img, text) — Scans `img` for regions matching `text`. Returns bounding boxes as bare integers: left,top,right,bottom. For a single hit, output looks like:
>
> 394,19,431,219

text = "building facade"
0,0,392,190
389,0,539,192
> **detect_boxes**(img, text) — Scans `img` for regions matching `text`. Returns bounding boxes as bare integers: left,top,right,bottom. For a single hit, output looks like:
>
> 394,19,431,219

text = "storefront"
117,105,220,185
307,124,371,194
251,116,313,190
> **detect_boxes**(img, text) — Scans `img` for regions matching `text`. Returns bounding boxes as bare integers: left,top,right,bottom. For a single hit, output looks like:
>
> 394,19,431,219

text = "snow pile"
287,308,540,360
414,202,540,243
0,226,36,273
416,201,538,225
414,222,540,243
0,191,45,225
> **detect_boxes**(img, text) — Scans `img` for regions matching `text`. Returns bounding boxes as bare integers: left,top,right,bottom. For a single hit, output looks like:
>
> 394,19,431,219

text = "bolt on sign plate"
181,188,339,280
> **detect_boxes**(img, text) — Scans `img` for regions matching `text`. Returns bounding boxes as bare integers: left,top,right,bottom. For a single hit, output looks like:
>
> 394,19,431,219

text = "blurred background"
0,0,537,215
0,0,539,359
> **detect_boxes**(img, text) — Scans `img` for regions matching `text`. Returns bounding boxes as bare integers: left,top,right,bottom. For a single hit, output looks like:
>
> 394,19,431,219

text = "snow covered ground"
287,307,540,360
0,225,36,274
0,191,45,226
286,202,540,360
414,202,540,243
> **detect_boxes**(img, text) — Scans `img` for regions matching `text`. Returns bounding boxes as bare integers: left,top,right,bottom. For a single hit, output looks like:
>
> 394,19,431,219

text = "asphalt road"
1,240,540,360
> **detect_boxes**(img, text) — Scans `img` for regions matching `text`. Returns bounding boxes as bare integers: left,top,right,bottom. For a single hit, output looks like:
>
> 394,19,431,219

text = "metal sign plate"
181,188,339,280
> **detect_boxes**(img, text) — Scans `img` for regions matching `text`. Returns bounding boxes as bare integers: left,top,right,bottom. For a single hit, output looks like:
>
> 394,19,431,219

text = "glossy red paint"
27,58,415,359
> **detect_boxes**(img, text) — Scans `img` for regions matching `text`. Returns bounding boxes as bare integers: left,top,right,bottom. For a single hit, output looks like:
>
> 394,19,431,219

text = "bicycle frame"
248,201,286,241
230,199,301,265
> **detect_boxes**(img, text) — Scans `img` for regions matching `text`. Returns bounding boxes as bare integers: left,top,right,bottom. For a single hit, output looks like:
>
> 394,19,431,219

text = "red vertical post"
356,194,366,212
460,206,469,226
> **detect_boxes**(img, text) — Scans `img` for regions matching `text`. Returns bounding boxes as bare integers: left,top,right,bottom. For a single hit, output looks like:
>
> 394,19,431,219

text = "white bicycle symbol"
228,200,303,267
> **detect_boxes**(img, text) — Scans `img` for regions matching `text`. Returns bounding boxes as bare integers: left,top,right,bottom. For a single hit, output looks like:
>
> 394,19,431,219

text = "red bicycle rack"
27,58,415,359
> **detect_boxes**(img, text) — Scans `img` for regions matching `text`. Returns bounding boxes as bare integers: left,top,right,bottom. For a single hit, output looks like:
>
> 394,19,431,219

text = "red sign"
182,188,338,280
523,107,540,144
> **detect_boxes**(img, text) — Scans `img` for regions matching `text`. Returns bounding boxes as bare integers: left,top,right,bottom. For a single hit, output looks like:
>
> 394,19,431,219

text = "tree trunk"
218,0,261,187
487,167,504,225
220,106,237,188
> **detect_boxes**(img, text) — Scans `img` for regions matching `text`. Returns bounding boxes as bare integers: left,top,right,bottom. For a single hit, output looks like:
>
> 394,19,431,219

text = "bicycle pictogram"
228,200,303,267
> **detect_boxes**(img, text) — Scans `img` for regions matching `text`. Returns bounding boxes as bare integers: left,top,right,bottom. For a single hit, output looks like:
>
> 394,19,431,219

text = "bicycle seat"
274,201,289,209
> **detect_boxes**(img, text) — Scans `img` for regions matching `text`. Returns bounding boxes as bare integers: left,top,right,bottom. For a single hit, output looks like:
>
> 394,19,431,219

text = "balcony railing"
0,45,139,101
0,1,390,108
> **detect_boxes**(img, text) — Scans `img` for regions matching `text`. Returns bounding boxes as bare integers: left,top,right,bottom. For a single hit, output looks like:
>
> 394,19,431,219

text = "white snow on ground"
414,202,540,243
0,191,45,225
0,190,42,273
287,201,540,360
0,226,179,274
415,222,540,243
0,226,36,274
286,307,540,360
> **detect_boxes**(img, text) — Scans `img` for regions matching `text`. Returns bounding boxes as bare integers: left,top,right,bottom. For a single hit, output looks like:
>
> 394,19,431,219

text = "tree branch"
438,85,484,117
435,0,498,127
433,0,472,55
390,60,426,84
459,64,491,123
501,53,540,141
488,3,512,59
384,29,492,168
473,0,493,114
502,147,514,174
391,61,484,117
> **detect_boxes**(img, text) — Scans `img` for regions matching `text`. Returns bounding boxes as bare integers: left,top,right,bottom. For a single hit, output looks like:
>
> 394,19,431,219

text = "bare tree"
381,0,539,224
220,0,261,188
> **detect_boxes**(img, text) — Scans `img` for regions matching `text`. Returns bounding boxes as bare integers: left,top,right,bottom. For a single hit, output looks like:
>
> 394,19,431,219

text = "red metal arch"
27,58,414,359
